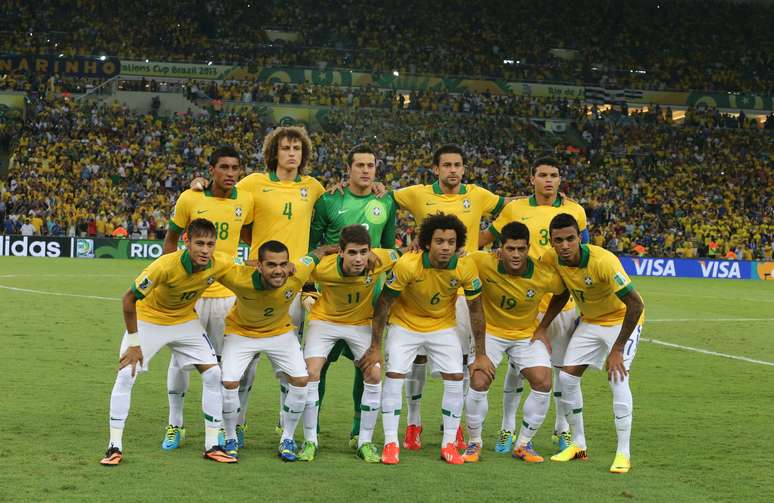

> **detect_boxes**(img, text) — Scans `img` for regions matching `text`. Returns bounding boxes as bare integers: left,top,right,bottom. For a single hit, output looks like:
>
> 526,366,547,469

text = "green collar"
559,244,590,268
181,250,212,274
337,255,367,277
422,251,458,269
269,171,302,183
498,257,534,278
529,194,562,207
344,187,373,199
204,186,238,199
432,180,467,195
251,271,265,290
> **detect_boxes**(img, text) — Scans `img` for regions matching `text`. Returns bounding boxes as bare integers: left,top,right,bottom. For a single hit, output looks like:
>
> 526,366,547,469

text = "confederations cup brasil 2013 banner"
1,236,772,281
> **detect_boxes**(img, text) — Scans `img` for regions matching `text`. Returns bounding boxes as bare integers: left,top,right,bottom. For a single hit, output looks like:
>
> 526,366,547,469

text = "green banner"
120,60,234,80
687,91,774,111
80,238,249,260
0,92,25,120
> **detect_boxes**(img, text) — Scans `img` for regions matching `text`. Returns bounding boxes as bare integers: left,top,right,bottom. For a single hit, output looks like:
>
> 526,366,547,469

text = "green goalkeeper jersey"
309,188,397,250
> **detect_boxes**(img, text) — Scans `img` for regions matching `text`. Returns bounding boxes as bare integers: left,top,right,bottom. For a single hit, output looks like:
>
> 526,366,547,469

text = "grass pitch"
1,257,773,502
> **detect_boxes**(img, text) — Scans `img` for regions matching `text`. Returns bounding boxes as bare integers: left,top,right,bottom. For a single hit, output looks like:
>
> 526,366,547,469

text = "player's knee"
199,365,221,385
469,371,491,391
364,367,382,384
116,366,137,386
223,380,240,390
531,373,552,393
441,372,464,381
413,355,427,364
287,375,308,387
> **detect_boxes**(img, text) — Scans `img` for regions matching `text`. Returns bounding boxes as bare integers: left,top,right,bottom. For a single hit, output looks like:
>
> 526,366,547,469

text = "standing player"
391,144,506,451
479,157,588,453
462,222,566,463
538,213,644,474
162,146,254,450
361,213,494,465
217,241,335,462
100,219,239,466
302,225,401,462
309,144,397,447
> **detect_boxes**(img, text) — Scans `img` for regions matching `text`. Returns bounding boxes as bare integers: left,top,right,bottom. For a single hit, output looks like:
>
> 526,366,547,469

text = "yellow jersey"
219,254,319,338
489,194,587,312
131,250,237,325
384,252,482,332
237,172,324,260
542,244,644,327
469,251,565,340
310,248,401,326
169,187,254,298
393,182,504,254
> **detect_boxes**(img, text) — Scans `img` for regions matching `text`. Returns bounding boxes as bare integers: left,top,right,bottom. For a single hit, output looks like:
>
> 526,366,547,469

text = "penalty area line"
643,338,774,367
0,284,120,302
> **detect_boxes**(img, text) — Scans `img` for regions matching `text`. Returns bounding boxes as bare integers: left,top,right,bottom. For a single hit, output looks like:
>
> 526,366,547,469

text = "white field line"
1,284,773,366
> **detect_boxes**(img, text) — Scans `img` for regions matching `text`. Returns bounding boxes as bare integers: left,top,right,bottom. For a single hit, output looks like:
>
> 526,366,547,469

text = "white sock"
302,381,320,445
558,371,586,450
281,383,307,442
381,377,404,445
501,364,523,433
108,366,136,450
359,382,381,446
516,390,551,446
222,386,240,441
610,373,633,457
552,367,570,434
237,355,259,426
462,363,470,399
441,380,464,445
405,363,425,427
201,366,224,449
465,388,488,444
166,359,189,427
278,374,289,429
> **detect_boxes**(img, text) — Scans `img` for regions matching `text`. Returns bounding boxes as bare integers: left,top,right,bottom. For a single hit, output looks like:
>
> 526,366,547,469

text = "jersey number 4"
282,202,293,220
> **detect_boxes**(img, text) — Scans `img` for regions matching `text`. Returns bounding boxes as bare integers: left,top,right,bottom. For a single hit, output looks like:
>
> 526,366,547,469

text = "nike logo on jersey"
263,188,274,192
521,216,530,221
197,210,208,214
425,202,438,206
338,209,350,214
485,278,498,284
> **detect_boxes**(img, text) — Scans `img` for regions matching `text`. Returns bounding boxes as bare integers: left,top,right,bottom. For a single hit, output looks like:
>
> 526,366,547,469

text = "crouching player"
101,219,240,466
462,222,567,463
301,224,401,462
538,213,644,474
361,213,494,465
217,241,336,462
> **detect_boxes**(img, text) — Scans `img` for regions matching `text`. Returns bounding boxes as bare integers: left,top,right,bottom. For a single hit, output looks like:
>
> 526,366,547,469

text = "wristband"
126,332,140,346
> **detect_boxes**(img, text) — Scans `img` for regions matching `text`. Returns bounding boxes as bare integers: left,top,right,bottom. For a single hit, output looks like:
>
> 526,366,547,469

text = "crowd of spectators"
2,94,771,260
2,0,773,93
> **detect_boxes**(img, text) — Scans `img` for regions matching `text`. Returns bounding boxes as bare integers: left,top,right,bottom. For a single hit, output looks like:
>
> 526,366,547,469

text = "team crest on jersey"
284,288,294,300
614,272,627,286
235,206,243,218
207,276,215,285
386,271,396,285
389,250,399,261
450,278,459,288
462,199,471,209
365,275,373,285
526,289,536,298
300,187,309,199
139,276,152,290
584,276,593,286
300,256,314,266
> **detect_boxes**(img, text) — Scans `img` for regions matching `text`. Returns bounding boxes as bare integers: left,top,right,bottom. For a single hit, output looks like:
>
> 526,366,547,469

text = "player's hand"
312,244,340,259
326,181,345,195
530,327,552,354
244,259,259,268
301,292,319,312
286,261,297,276
358,345,382,374
371,182,387,198
190,177,208,191
468,354,496,381
606,348,628,383
119,346,144,377
366,250,383,272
